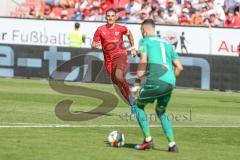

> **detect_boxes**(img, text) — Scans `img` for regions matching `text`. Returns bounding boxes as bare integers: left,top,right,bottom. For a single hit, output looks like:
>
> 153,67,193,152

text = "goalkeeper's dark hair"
106,8,118,15
141,19,155,28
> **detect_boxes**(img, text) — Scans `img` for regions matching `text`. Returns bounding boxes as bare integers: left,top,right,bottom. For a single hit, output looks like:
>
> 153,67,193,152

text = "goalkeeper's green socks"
133,105,175,143
133,105,151,139
156,109,175,142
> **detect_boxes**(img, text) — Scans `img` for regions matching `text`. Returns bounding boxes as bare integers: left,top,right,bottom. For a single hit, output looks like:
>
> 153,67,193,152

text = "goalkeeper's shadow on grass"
120,143,169,152
104,141,168,152
104,141,135,148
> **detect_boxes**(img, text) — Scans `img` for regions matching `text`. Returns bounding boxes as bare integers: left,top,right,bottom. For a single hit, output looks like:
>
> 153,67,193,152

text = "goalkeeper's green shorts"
138,81,173,108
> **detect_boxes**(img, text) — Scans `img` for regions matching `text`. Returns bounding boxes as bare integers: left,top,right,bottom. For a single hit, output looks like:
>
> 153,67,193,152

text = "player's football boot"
134,139,154,150
168,144,178,153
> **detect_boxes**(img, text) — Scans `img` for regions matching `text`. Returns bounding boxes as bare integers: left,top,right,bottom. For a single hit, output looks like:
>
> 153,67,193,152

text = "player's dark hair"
141,19,155,28
106,8,118,15
75,22,80,29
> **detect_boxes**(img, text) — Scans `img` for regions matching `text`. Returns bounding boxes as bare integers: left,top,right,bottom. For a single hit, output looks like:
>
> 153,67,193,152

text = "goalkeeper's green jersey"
138,35,179,86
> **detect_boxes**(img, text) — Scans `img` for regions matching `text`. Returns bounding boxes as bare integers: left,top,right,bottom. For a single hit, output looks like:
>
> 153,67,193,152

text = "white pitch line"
0,123,240,128
0,122,49,125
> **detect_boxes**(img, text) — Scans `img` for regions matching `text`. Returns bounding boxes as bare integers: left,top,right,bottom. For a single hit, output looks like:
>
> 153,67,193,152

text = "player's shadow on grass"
122,143,136,149
123,143,168,152
104,141,168,152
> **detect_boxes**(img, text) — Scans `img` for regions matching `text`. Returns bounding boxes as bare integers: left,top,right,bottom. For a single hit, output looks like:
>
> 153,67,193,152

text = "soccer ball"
107,131,125,147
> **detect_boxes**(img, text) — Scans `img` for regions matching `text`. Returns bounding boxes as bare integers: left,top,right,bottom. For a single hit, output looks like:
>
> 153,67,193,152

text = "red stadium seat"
67,8,75,19
26,0,40,5
52,7,62,17
118,10,126,19
117,0,129,8
9,0,42,17
20,4,31,13
10,11,21,17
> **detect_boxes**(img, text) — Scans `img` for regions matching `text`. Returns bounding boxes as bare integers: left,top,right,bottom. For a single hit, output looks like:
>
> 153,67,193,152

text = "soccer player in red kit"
91,8,136,106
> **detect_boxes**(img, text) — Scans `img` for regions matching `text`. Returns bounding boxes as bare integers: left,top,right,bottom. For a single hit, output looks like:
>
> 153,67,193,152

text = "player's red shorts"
105,53,129,77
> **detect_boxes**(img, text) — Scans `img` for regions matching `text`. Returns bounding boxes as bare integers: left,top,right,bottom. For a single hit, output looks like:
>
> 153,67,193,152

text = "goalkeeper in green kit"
131,19,183,151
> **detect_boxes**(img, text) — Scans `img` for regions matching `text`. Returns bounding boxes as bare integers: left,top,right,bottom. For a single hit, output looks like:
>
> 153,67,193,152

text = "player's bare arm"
173,59,183,77
130,53,147,93
136,53,147,79
126,30,137,57
92,27,101,49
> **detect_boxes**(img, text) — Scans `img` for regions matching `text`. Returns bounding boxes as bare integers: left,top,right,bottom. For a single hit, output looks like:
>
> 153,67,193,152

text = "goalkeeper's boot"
168,142,178,153
135,139,154,150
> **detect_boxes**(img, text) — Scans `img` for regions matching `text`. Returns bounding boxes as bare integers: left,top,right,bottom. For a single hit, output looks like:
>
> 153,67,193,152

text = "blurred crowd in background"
15,0,240,27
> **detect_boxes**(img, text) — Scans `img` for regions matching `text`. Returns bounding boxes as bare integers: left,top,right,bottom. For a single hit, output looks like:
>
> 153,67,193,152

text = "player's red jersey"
93,24,129,74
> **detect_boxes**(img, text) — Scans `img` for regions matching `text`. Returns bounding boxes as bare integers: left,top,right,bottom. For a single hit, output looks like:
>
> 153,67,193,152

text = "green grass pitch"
0,78,240,160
